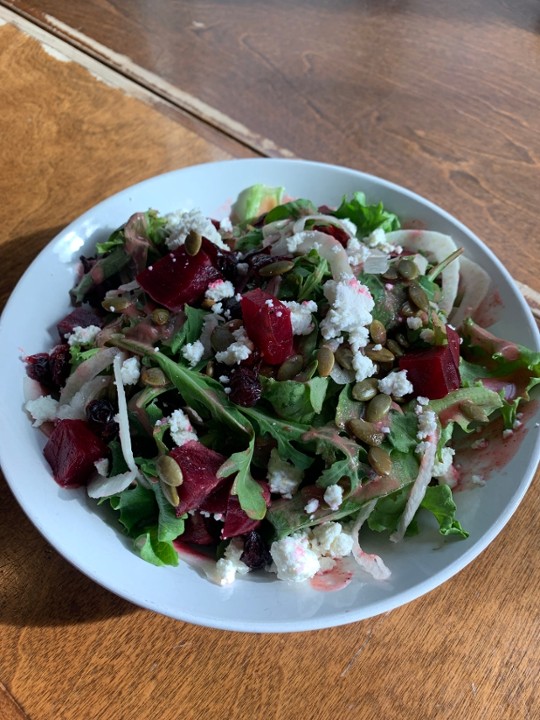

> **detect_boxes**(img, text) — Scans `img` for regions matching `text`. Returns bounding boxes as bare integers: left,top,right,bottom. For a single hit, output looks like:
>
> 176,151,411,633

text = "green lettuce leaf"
333,191,400,235
260,376,329,424
217,437,267,520
134,528,179,567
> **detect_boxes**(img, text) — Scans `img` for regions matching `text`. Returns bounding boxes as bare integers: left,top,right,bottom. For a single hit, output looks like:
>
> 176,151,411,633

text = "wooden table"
0,3,538,719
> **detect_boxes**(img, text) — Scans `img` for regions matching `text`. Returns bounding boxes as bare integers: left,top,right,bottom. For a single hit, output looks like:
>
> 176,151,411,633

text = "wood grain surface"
3,0,539,292
0,6,539,720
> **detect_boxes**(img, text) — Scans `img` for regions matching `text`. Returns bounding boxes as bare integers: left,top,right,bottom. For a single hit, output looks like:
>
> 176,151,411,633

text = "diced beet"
170,441,227,516
43,419,108,488
241,288,294,365
221,481,271,539
199,479,233,516
446,325,461,369
57,306,103,342
312,223,349,246
136,245,221,312
180,513,217,545
399,342,461,400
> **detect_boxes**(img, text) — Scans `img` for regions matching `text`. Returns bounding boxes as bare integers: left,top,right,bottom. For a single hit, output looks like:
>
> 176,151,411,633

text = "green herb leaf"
134,528,179,567
264,198,317,224
260,376,329,424
333,192,400,235
165,304,208,356
217,437,267,520
241,406,313,470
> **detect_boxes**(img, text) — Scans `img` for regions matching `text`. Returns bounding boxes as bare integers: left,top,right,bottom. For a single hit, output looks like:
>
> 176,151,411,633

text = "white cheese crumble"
165,208,228,251
120,356,140,385
205,279,235,303
94,457,110,476
406,316,423,330
432,447,455,477
214,326,254,365
267,448,303,498
168,408,198,446
378,370,413,397
310,522,354,560
304,498,319,515
323,484,343,511
345,236,371,267
270,533,321,582
320,276,376,382
25,395,59,427
219,216,233,233
208,538,250,586
66,324,101,346
281,300,317,335
181,339,205,367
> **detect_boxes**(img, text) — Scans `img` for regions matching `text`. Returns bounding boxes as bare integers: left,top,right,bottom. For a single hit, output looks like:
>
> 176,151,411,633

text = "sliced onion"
390,427,439,543
112,352,141,480
59,347,118,405
386,230,460,315
57,376,110,420
271,230,353,280
292,213,356,237
449,256,491,328
351,500,391,580
87,469,137,499
363,249,390,274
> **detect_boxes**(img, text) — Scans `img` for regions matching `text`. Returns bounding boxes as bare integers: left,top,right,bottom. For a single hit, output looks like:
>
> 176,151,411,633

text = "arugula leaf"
333,191,400,235
242,406,313,470
164,304,208,356
302,424,366,490
335,385,362,430
357,273,407,329
278,251,330,304
134,528,179,567
71,247,131,304
420,484,468,538
109,484,156,536
234,227,264,253
260,376,328,424
96,227,125,255
69,345,101,369
152,482,186,543
217,437,267,520
386,410,419,454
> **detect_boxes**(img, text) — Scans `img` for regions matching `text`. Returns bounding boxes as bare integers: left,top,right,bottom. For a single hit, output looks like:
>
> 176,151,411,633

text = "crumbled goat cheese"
366,228,401,254
25,395,59,427
267,449,303,498
219,216,233,233
420,329,435,343
346,236,371,267
214,326,254,365
416,408,437,442
168,408,198,446
182,340,205,367
471,474,486,486
281,300,317,335
270,533,321,582
310,522,354,559
120,356,140,385
165,208,228,251
320,276,375,382
205,279,235,303
66,324,101,346
208,539,250,586
378,370,413,397
406,316,423,330
304,498,319,515
323,484,343,511
432,447,455,477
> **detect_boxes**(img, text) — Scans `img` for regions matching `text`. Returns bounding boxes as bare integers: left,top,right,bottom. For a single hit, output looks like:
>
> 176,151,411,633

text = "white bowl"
1,158,538,632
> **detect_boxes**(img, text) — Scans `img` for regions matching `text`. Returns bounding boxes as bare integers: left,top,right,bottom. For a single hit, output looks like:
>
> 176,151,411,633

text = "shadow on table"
0,476,137,627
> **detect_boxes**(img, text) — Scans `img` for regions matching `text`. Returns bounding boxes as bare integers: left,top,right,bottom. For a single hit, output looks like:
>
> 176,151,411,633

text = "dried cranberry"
49,344,71,391
86,399,119,441
240,531,272,570
220,296,242,320
25,353,52,388
229,366,262,407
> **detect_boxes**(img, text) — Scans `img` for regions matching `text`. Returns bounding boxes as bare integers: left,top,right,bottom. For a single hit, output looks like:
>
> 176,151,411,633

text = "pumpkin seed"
365,393,392,422
295,359,318,382
400,301,417,318
205,360,214,377
201,298,215,310
382,264,399,281
347,418,385,446
151,308,170,326
395,332,410,348
185,229,202,256
352,378,379,402
460,401,490,423
386,339,404,357
317,346,335,377
277,354,304,381
258,260,295,277
397,258,419,281
365,346,395,363
369,319,387,345
368,446,393,476
160,481,180,507
224,318,243,332
157,455,184,487
211,325,235,352
408,281,430,312
141,367,168,387
102,296,131,313
335,346,354,370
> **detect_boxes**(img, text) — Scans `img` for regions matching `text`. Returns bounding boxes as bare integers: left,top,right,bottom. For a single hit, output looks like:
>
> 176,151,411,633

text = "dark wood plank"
2,0,539,289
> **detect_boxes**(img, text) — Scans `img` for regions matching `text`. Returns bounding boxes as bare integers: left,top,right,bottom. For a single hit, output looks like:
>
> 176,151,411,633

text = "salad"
23,184,540,587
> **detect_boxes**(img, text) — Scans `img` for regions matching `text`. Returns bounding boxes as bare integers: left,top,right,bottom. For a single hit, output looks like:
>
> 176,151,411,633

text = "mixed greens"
24,185,540,586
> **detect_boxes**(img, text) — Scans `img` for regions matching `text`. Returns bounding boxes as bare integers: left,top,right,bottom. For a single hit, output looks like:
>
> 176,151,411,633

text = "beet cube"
136,246,221,312
399,341,461,400
57,306,103,342
221,481,270,539
43,419,108,488
180,513,217,545
241,288,294,365
169,441,227,515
